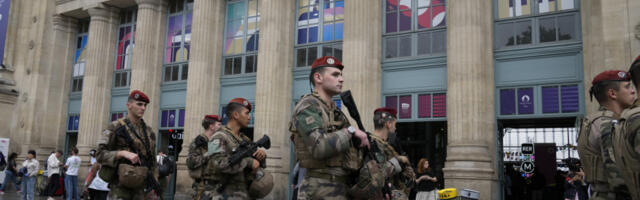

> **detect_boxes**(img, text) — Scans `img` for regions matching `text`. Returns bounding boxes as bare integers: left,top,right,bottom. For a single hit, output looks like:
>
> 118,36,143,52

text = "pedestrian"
577,70,634,199
186,114,221,199
96,90,161,200
289,56,370,199
415,158,439,200
83,161,109,200
564,165,588,200
614,55,640,200
21,150,39,200
64,147,81,200
44,150,63,200
207,98,270,199
0,152,20,194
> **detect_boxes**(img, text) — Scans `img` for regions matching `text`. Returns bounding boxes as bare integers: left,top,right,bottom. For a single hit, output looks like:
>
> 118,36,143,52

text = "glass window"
223,0,260,75
71,21,89,92
164,0,193,82
114,9,137,88
494,0,578,49
384,0,447,59
67,115,80,131
295,0,343,68
110,112,126,122
161,109,186,128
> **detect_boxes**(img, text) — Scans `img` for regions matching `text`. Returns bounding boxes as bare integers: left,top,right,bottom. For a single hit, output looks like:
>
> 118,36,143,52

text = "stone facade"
0,0,638,199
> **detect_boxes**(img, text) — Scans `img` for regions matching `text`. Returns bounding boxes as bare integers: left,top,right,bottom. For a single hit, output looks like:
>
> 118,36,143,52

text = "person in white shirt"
44,150,63,200
64,147,81,200
21,150,39,200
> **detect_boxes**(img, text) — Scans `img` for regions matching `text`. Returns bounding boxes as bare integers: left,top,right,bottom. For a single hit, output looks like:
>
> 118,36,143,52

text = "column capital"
52,14,78,33
87,4,119,24
136,0,168,11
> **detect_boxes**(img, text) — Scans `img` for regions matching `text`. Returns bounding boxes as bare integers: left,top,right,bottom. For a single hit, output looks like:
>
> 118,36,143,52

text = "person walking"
0,152,20,194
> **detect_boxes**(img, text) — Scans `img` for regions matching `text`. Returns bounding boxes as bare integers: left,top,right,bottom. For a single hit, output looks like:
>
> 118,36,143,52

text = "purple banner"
0,0,10,65
518,88,534,114
500,89,516,115
385,96,398,112
399,95,411,119
433,94,446,117
168,110,176,127
178,109,185,127
542,86,559,113
418,94,431,118
561,85,579,113
161,110,168,127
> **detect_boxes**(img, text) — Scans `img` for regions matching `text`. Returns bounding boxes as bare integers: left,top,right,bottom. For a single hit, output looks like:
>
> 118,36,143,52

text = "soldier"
290,56,370,200
207,98,267,199
187,114,222,199
370,108,414,200
577,70,634,200
96,90,162,200
615,55,640,200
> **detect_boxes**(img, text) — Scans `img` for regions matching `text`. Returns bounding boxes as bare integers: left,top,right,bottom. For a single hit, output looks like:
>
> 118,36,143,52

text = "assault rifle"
227,135,271,167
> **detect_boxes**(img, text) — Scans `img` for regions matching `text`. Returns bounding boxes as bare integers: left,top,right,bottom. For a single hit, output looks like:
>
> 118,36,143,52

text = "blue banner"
0,0,10,65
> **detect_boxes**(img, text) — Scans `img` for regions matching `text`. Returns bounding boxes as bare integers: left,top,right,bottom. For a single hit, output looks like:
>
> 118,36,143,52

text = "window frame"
163,0,193,83
294,0,345,68
70,21,89,93
112,8,137,88
381,0,447,61
222,0,260,76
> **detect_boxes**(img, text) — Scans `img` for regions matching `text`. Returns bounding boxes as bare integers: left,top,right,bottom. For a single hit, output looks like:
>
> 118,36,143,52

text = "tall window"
67,114,80,131
494,0,579,49
114,9,137,88
71,21,89,92
164,0,193,82
384,0,446,59
223,0,260,75
295,0,344,68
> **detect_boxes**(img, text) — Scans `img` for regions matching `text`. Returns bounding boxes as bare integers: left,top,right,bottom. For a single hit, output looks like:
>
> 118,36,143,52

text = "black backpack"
158,156,175,178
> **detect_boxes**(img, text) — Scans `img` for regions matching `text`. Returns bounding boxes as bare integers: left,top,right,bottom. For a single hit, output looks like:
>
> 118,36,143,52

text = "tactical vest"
289,94,361,171
187,134,209,179
207,128,252,188
577,110,612,186
614,106,640,200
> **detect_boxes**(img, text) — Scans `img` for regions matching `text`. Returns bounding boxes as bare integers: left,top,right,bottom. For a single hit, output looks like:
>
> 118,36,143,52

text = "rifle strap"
117,118,153,168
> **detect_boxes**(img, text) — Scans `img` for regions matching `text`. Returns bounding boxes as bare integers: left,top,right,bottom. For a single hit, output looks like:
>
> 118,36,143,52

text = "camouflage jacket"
187,133,210,180
614,101,640,199
370,134,415,196
577,106,620,192
96,118,158,184
290,92,361,176
207,126,257,192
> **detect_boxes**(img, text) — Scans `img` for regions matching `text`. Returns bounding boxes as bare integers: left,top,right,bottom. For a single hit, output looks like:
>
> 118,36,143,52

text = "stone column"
582,0,639,114
444,1,497,199
129,0,168,130
77,5,120,154
342,0,382,130
179,0,225,194
40,15,78,151
254,0,294,199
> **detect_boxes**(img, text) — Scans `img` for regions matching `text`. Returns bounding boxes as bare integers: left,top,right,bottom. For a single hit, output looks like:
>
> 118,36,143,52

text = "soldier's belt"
194,178,220,186
306,171,347,183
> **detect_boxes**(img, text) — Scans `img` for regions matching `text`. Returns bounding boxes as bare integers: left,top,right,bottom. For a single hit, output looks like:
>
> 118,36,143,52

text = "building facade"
0,0,639,199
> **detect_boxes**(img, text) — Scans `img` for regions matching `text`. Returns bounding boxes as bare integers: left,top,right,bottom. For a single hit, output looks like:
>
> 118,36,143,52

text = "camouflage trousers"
193,181,249,200
297,176,348,200
108,186,146,200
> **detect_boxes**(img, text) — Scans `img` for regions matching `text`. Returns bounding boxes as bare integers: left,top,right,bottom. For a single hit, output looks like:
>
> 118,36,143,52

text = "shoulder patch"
305,116,316,125
208,139,224,155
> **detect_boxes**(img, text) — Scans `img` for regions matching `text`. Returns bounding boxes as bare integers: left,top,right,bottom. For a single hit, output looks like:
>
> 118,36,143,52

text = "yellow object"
438,188,458,199
38,170,43,175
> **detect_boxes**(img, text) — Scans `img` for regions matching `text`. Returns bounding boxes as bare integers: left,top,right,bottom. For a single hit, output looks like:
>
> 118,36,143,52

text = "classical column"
582,0,637,114
129,0,168,130
40,15,78,151
444,0,497,199
342,0,382,130
77,5,120,154
254,0,295,199
179,0,225,194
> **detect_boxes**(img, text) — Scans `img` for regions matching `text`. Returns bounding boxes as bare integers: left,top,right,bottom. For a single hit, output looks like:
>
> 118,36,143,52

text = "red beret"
204,115,220,122
229,98,252,111
592,70,630,85
374,107,397,119
129,90,149,103
311,56,344,70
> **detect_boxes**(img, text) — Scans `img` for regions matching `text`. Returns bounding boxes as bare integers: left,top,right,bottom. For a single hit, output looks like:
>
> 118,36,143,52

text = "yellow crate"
438,188,458,200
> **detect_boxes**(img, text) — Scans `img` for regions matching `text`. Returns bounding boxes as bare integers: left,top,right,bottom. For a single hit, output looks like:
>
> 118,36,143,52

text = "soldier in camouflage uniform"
96,90,162,200
290,56,370,200
370,108,415,200
186,114,222,199
577,70,634,200
615,55,640,200
207,98,267,200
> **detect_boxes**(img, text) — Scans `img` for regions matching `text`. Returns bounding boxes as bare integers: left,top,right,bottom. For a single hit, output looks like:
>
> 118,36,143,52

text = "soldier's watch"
347,126,356,135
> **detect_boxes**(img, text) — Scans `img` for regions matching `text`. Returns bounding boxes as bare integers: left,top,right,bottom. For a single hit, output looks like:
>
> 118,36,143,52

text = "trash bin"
438,188,480,200
438,188,458,200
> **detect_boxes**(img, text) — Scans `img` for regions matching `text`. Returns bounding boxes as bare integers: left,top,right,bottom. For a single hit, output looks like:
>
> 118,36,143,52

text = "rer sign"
521,143,534,155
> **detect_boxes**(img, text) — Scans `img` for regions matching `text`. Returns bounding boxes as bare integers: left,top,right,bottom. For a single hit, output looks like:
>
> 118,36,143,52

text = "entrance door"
499,117,579,200
395,121,447,191
64,132,78,157
158,129,183,200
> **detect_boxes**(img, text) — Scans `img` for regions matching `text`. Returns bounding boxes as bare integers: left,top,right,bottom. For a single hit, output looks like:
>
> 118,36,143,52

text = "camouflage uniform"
577,106,629,199
186,133,212,199
370,134,415,200
206,126,259,200
614,102,640,200
290,92,362,200
96,118,158,200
